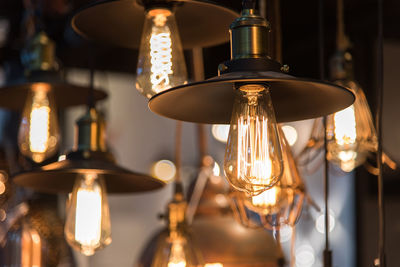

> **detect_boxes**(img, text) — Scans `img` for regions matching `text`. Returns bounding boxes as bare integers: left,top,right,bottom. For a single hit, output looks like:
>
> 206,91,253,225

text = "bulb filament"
29,90,50,154
237,93,272,187
150,12,173,93
74,174,102,256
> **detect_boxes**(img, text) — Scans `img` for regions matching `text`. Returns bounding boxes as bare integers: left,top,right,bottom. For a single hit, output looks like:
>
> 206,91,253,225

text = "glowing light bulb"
18,83,59,163
136,8,187,99
168,240,187,267
65,173,111,256
224,84,283,195
205,264,223,267
326,81,377,172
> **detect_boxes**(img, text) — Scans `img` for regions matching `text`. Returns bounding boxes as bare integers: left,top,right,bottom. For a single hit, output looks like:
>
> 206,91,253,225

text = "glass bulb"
64,173,111,256
136,8,187,99
224,84,283,195
18,83,59,163
326,81,377,172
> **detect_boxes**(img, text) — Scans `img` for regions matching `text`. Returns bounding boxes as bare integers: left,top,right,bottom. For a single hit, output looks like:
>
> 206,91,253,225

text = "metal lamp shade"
0,82,107,111
72,0,238,49
149,70,355,124
13,150,165,194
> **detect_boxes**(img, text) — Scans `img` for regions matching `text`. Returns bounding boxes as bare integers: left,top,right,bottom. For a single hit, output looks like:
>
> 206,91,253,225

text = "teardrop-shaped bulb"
64,173,111,256
224,84,283,195
326,80,377,172
18,83,60,163
136,8,187,99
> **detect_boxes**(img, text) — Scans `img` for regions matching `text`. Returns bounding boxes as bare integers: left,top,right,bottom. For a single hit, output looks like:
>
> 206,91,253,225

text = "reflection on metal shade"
72,0,239,49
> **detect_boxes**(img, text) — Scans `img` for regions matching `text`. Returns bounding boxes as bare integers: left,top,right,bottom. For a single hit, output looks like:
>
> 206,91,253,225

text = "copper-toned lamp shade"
13,150,164,194
71,0,239,49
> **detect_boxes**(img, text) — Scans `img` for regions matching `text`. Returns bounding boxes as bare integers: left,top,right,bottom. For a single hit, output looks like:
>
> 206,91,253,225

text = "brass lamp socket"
21,31,59,75
75,108,107,153
230,8,270,60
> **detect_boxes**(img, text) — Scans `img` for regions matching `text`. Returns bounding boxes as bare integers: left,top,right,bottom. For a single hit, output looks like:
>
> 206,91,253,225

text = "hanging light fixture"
71,0,239,99
14,106,165,255
326,53,377,172
150,186,203,267
149,0,354,195
0,31,107,164
138,157,281,267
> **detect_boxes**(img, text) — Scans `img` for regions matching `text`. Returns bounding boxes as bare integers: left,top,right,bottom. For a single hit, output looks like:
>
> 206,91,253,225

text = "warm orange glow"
168,241,186,267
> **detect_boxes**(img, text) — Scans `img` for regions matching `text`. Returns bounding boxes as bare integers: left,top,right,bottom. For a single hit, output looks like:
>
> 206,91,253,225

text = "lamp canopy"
148,7,355,124
71,0,239,49
13,108,165,194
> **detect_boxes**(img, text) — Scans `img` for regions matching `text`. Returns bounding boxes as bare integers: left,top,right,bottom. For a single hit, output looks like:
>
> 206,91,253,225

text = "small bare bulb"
64,173,111,256
18,83,59,163
224,84,283,195
136,8,187,99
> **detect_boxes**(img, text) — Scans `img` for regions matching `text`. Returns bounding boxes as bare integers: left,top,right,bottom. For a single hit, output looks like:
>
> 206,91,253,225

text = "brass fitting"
230,8,270,60
75,108,107,152
21,31,59,75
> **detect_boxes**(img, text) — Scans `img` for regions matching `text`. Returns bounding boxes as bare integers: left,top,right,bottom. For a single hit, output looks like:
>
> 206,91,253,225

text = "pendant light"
325,0,378,172
149,0,354,194
150,186,203,267
139,157,281,267
13,74,165,255
0,31,107,164
71,0,239,99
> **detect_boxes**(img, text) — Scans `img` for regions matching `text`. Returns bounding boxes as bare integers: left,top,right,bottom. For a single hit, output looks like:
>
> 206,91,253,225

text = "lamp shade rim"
13,158,165,194
71,0,239,49
149,72,355,124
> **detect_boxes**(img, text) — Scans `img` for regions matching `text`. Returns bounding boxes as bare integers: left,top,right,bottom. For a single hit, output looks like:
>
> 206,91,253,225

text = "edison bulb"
64,173,111,256
326,80,377,172
136,8,187,99
224,84,283,195
18,83,59,163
